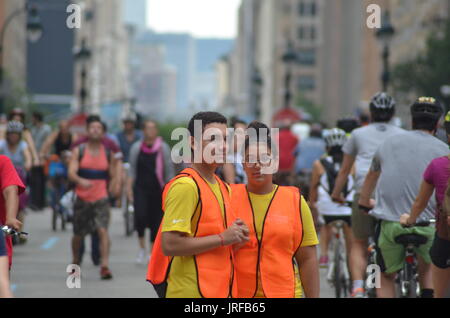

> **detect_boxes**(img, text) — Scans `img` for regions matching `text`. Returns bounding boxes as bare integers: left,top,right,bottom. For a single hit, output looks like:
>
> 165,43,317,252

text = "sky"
147,0,241,38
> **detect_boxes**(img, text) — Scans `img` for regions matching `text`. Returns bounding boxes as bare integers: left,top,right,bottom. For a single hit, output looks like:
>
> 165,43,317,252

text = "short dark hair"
230,116,247,128
244,121,277,157
370,108,395,123
412,117,439,132
86,115,102,127
32,112,44,122
188,112,227,137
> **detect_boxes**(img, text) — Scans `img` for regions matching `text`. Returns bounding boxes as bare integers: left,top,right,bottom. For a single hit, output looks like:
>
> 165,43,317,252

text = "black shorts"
0,230,7,257
323,215,352,227
430,234,450,269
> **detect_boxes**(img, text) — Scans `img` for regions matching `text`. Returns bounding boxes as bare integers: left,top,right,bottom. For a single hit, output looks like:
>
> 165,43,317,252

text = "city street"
9,207,334,298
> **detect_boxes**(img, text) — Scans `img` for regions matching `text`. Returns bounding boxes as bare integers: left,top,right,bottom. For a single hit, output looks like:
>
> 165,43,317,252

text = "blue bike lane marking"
40,237,60,250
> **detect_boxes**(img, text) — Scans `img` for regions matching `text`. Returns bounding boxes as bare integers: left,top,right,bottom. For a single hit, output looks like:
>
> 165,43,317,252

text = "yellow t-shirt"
248,185,319,298
161,176,227,298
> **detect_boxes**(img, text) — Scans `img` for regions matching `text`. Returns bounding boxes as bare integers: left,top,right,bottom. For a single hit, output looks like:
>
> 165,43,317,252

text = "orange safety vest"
146,168,235,298
230,184,303,298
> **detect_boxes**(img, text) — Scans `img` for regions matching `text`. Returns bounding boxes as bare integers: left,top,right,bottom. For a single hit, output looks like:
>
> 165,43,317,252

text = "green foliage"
294,93,323,122
392,19,450,108
158,121,188,149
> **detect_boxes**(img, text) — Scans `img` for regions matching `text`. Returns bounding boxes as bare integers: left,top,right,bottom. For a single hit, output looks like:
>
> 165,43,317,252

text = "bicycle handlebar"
1,226,29,237
402,219,436,228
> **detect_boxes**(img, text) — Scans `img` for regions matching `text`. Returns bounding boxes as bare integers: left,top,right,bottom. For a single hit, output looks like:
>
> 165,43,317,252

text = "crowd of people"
1,91,450,298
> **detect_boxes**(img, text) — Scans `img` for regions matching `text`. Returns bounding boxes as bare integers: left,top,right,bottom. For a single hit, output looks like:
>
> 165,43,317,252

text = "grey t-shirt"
370,130,450,222
343,123,404,191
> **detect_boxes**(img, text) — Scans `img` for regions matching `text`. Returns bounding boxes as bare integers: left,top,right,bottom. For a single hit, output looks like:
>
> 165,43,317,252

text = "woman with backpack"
400,111,450,298
309,128,355,268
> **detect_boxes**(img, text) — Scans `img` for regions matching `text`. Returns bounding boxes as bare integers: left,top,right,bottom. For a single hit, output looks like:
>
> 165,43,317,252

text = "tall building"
0,0,27,112
123,0,148,31
231,0,450,126
73,0,130,117
137,31,195,118
27,0,75,116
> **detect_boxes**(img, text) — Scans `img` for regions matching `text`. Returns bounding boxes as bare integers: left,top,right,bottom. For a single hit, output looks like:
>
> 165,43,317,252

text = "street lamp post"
73,38,92,114
0,3,43,114
282,41,297,109
252,67,263,119
376,10,395,92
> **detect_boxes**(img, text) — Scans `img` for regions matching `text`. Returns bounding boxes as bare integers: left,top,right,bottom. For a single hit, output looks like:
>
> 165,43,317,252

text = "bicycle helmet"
370,92,396,110
411,97,443,122
337,118,359,134
444,111,450,135
6,121,24,134
324,128,347,148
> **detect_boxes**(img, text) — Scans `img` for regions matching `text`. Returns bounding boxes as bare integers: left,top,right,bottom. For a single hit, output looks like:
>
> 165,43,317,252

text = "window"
298,27,305,40
298,49,316,65
298,76,315,91
310,26,316,40
299,1,317,16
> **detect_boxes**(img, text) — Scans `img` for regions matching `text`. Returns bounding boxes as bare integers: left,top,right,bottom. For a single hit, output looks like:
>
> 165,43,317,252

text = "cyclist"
310,128,354,268
0,154,26,270
359,97,449,298
128,120,174,264
5,109,40,166
147,112,248,298
0,122,32,244
0,229,12,297
337,117,360,136
400,110,450,298
331,92,404,298
231,121,319,298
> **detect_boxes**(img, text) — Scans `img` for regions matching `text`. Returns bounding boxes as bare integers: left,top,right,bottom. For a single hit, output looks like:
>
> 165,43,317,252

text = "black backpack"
320,158,350,198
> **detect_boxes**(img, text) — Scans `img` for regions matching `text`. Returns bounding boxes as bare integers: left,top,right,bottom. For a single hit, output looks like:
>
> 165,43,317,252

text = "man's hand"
400,214,416,227
331,193,346,204
5,218,22,231
78,179,93,189
222,219,249,246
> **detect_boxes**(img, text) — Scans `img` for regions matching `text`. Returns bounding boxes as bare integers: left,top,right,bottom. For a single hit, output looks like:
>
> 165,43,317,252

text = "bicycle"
48,155,69,231
326,219,351,298
395,219,435,298
1,226,28,238
365,235,378,298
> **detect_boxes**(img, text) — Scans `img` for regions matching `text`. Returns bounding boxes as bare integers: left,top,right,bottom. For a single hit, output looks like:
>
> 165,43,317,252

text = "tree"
294,93,323,122
391,19,450,110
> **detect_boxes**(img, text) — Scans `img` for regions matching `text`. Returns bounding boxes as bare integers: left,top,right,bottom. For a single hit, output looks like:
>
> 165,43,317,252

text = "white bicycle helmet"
370,92,396,110
6,121,24,134
324,128,347,148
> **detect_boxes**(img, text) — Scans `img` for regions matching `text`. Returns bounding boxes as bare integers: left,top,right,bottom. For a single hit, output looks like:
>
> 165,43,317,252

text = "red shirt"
277,130,299,172
0,156,25,267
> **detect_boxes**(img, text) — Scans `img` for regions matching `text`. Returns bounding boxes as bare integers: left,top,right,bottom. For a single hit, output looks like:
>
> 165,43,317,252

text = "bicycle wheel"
52,207,57,231
333,242,343,298
124,201,134,237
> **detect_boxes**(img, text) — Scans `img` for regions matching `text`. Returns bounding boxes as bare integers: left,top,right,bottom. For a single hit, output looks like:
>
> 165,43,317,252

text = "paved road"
9,208,334,298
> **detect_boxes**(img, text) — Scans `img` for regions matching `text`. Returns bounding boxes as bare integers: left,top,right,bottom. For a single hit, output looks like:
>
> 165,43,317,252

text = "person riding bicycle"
331,92,404,298
310,128,354,269
359,97,449,298
0,122,32,244
0,154,25,271
0,229,12,297
400,109,450,298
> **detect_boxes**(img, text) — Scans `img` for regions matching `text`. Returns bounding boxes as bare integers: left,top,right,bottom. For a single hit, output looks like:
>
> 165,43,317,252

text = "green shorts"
351,193,377,240
375,220,435,274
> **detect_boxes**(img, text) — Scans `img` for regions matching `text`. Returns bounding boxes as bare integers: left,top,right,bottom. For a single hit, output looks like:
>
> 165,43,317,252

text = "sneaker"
350,288,365,298
319,255,329,268
100,266,113,280
136,249,146,264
